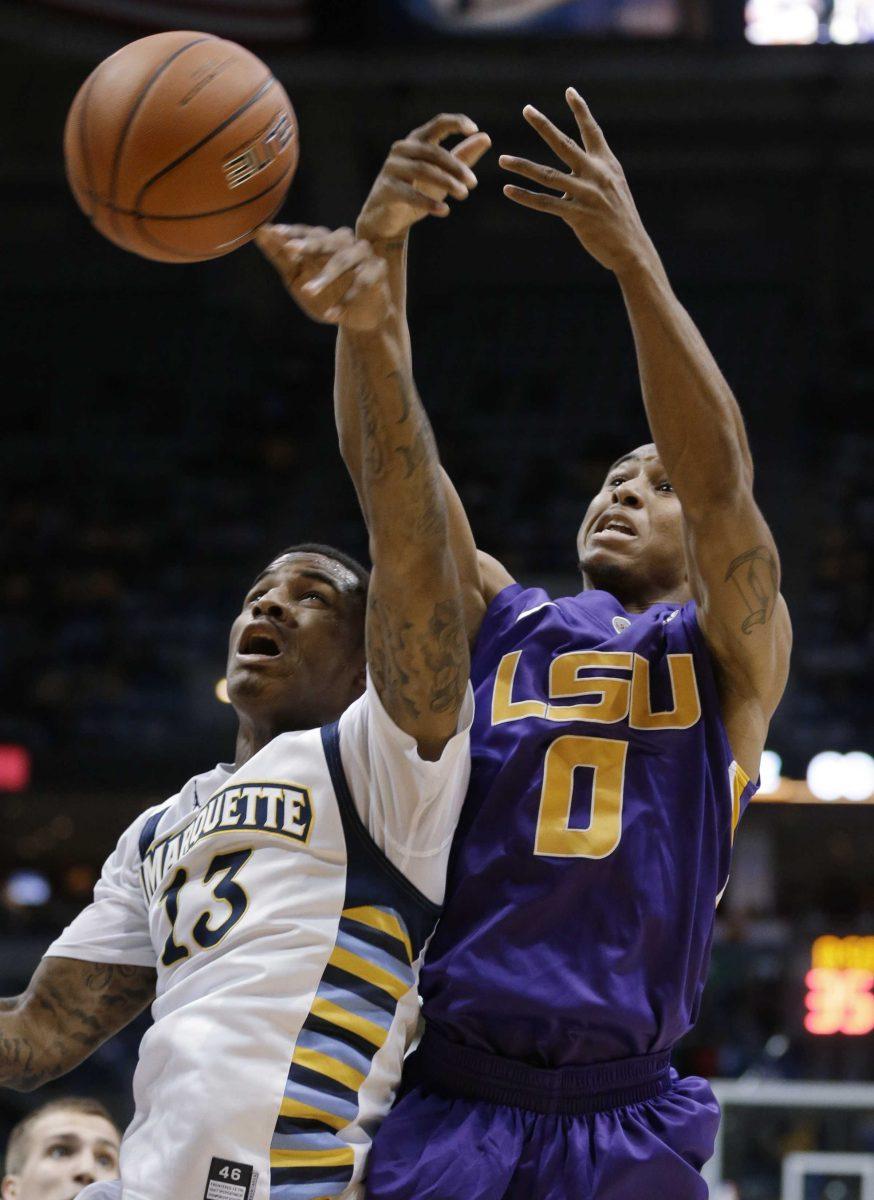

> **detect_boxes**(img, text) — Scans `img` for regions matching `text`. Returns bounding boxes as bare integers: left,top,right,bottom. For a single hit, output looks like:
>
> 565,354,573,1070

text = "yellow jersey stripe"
311,995,388,1049
278,1097,349,1131
343,905,413,965
269,1146,354,1169
730,761,749,840
292,1046,365,1092
328,945,410,1001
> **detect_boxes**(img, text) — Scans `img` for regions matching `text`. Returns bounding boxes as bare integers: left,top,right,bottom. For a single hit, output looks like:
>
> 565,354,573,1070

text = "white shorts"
77,1184,122,1200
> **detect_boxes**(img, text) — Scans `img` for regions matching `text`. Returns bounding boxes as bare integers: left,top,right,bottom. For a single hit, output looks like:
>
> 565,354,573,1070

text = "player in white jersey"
0,209,483,1200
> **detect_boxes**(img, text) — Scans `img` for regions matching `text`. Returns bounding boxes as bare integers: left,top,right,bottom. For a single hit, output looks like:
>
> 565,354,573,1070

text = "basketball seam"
134,75,278,211
107,35,214,231
85,155,294,222
135,190,287,261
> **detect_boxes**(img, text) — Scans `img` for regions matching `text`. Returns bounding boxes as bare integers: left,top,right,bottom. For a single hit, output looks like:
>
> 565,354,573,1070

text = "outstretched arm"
348,115,512,641
0,957,155,1091
500,90,791,777
257,226,470,760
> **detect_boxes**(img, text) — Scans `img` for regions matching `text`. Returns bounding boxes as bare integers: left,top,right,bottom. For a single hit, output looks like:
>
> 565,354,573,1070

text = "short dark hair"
4,1097,120,1175
253,543,370,598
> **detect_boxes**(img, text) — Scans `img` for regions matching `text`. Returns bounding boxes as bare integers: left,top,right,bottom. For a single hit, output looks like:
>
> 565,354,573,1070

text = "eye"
301,590,328,605
48,1145,71,1159
607,475,626,488
97,1153,116,1168
657,481,674,493
247,591,265,605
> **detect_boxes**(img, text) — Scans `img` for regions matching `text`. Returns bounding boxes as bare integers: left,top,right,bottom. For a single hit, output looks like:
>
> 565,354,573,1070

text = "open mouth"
238,625,283,658
594,516,636,538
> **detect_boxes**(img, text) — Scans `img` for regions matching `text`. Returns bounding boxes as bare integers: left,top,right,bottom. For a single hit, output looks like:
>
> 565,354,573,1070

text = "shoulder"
477,551,516,603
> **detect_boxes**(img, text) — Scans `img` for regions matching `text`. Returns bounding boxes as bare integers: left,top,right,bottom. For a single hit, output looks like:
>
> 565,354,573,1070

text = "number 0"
534,734,627,858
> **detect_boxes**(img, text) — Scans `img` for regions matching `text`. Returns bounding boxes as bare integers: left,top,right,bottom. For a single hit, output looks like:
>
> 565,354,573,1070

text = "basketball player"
2,1097,120,1200
0,234,474,1200
330,97,792,1197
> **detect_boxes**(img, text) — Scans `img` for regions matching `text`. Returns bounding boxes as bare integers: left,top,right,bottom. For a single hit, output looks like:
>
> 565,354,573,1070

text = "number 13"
534,735,628,858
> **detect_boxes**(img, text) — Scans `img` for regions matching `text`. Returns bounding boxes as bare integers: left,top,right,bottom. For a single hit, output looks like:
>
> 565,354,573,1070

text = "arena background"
1,1,872,1196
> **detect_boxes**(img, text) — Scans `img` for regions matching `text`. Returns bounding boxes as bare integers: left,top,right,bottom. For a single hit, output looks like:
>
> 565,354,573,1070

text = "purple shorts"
366,1030,720,1200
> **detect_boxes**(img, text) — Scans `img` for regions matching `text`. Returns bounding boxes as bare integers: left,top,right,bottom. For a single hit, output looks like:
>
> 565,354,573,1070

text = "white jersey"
47,676,473,1200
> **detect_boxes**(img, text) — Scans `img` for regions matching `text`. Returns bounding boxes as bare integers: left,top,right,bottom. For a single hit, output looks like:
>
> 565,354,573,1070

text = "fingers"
384,177,451,217
392,137,481,193
410,112,478,145
256,225,354,293
501,184,568,217
303,239,372,296
522,104,585,170
452,131,492,170
498,154,572,195
565,88,610,156
389,150,471,201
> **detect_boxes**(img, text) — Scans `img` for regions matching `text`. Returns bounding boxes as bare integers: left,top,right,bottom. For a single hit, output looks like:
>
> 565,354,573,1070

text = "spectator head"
1,1097,121,1200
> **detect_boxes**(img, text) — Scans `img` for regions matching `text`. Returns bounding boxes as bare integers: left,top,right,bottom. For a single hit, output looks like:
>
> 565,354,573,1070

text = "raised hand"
256,225,393,332
499,88,655,276
356,113,491,244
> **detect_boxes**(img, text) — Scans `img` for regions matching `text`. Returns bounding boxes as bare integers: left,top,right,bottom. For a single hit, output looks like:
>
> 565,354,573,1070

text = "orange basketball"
63,31,298,263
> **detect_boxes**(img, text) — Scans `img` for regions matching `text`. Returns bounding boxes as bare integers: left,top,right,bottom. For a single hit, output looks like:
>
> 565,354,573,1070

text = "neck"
581,572,690,613
233,718,272,770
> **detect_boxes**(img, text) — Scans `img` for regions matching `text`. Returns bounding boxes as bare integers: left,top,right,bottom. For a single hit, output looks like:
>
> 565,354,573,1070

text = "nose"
612,478,643,507
72,1154,97,1185
252,588,292,622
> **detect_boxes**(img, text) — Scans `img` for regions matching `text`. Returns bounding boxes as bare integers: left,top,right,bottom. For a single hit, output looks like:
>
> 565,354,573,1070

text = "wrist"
611,235,663,284
355,218,408,254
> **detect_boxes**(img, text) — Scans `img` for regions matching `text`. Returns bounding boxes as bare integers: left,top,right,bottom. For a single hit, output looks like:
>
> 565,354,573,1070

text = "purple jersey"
419,584,756,1068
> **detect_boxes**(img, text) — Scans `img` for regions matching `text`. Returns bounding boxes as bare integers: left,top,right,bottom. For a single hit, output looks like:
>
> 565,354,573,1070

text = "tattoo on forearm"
367,594,467,724
367,596,420,723
0,959,155,1090
424,599,467,715
725,545,779,634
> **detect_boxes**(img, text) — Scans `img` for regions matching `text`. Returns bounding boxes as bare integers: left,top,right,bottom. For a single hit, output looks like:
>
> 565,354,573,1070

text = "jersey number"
159,849,252,967
534,735,628,858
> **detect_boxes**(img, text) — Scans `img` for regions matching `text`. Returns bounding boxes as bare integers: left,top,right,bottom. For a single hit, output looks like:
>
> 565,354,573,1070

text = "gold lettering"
629,653,701,730
546,651,632,724
492,651,547,724
534,734,627,859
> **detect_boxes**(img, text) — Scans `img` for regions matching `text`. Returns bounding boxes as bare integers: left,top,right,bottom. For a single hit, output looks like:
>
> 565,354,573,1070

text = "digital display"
746,0,874,44
388,0,684,36
804,936,874,1036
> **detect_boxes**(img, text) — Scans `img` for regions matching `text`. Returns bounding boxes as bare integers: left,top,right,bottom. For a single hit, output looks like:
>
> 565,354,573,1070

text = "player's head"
1,1097,121,1200
576,444,689,608
226,543,370,733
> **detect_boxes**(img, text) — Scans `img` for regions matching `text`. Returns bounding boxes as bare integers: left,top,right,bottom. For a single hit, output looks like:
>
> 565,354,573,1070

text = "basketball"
63,31,298,263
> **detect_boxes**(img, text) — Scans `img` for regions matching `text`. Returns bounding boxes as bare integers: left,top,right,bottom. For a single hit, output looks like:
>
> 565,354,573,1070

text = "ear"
2,1175,21,1200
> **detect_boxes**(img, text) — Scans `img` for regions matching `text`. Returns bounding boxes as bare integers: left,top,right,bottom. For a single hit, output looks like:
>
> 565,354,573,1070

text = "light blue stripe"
270,1129,343,1153
334,928,415,989
314,978,395,1031
293,1027,372,1079
282,1077,358,1123
270,1179,349,1200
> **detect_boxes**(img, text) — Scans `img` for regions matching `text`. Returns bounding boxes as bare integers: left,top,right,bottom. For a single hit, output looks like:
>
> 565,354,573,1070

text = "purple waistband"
413,1027,672,1116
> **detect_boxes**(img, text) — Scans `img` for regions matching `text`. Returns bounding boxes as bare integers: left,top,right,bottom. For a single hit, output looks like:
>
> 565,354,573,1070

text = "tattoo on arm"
0,959,155,1091
725,545,779,634
367,595,467,726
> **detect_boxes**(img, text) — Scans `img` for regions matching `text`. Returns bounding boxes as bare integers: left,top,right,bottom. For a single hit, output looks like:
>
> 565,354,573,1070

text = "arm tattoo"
367,594,467,723
725,545,779,634
0,959,155,1091
424,599,467,715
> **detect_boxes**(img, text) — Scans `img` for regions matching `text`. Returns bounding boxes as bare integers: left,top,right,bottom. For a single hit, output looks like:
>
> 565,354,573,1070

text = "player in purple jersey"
329,99,791,1197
